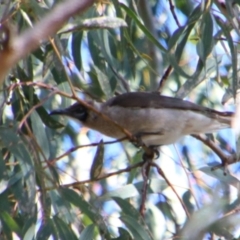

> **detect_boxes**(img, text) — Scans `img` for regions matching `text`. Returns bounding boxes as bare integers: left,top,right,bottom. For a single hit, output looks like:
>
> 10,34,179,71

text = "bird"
50,92,233,147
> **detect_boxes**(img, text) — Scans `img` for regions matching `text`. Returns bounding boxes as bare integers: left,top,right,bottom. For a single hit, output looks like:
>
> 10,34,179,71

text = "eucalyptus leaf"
90,140,104,180
120,215,153,240
79,224,96,240
120,3,166,52
197,12,213,62
199,166,240,188
30,111,50,159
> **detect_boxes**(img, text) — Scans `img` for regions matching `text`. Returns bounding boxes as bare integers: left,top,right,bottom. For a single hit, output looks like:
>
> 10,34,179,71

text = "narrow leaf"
79,224,95,240
120,215,153,240
197,12,213,62
120,3,166,52
90,140,104,180
60,188,111,239
71,32,83,71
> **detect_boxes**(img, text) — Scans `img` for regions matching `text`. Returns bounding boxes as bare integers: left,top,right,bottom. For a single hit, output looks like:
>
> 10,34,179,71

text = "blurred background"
0,0,240,239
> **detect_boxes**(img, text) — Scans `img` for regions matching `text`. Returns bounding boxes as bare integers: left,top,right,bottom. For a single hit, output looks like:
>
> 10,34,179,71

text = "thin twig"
174,145,200,210
158,65,173,92
168,0,181,27
59,161,145,189
192,134,237,168
151,162,190,218
48,37,77,98
8,81,72,99
139,160,151,216
45,138,127,168
18,91,57,130
139,148,156,216
109,65,130,93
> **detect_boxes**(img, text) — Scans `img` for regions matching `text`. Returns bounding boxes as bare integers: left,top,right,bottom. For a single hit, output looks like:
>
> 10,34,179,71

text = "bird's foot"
132,131,163,148
130,132,160,161
142,146,160,161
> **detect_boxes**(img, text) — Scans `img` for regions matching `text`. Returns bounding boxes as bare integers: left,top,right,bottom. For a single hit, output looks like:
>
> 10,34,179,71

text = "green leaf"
53,215,78,240
79,224,96,240
0,151,7,181
92,64,113,97
215,16,237,96
60,188,111,239
51,65,68,84
96,29,116,67
176,57,219,98
168,53,191,78
0,126,36,215
0,211,21,236
71,32,83,71
32,47,45,62
101,184,139,200
30,111,50,159
23,223,36,240
182,190,195,215
25,56,34,80
169,3,202,52
87,31,105,67
88,67,108,99
36,104,64,129
116,227,132,240
101,178,167,200
187,4,203,24
135,178,168,194
120,3,166,52
175,26,194,63
90,140,104,179
197,12,213,62
58,82,72,103
0,171,22,194
0,191,11,215
181,200,227,239
0,125,33,167
157,199,176,222
11,166,36,219
36,218,55,240
199,166,240,188
22,213,37,239
112,197,143,223
168,26,186,50
120,215,153,240
49,190,73,223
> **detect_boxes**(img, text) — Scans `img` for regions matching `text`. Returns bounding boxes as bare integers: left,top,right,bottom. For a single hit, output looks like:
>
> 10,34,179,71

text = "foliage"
0,0,240,239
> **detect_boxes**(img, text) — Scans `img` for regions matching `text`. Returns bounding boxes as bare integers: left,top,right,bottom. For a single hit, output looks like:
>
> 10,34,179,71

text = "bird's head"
50,102,88,122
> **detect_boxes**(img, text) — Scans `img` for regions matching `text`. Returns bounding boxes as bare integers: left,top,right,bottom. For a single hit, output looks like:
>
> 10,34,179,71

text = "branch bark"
192,134,237,168
0,0,95,84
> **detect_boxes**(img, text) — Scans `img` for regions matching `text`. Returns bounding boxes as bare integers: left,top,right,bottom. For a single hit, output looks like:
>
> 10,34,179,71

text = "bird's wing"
106,92,233,118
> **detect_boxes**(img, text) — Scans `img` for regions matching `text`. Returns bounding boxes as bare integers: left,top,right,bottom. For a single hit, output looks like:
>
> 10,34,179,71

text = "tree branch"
192,134,237,170
0,0,95,84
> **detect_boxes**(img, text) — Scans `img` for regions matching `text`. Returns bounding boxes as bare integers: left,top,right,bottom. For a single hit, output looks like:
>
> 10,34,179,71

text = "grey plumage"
50,92,233,146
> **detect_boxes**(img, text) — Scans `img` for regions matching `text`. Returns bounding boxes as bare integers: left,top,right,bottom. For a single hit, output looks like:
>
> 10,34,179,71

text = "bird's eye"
74,105,88,121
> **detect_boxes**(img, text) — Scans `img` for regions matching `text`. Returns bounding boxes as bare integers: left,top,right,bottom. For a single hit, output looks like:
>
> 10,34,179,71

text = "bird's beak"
50,103,80,117
50,109,70,116
50,103,88,121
